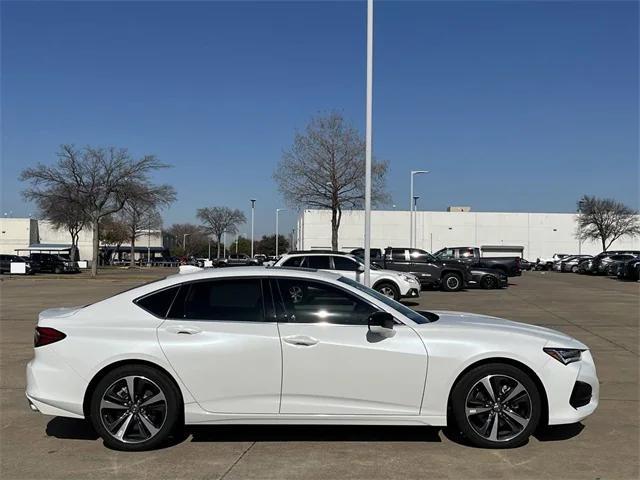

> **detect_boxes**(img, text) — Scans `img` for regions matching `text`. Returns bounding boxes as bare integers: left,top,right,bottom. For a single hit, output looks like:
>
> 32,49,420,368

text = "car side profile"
27,267,598,451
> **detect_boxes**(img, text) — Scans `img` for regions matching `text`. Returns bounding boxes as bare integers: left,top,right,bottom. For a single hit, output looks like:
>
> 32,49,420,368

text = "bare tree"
167,223,208,257
197,207,246,258
34,185,88,262
577,195,640,251
274,112,388,250
21,144,172,276
119,184,176,266
99,215,130,264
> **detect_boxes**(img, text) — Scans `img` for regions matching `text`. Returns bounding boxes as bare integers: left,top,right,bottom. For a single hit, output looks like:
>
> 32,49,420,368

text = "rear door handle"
165,325,202,335
282,335,319,347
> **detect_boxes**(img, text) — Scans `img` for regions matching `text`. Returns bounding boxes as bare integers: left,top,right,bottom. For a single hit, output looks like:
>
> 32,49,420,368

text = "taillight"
34,327,66,347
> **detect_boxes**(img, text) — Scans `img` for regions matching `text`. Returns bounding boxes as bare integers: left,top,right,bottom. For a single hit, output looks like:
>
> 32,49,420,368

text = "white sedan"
26,267,598,451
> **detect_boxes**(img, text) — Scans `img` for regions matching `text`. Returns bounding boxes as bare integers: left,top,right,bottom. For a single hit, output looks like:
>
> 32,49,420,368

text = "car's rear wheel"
451,363,541,448
374,282,400,301
571,265,578,273
441,273,463,292
89,364,181,451
480,275,498,289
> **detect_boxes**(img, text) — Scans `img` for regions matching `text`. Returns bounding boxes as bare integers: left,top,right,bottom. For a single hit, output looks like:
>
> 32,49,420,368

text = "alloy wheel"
447,276,460,290
378,286,396,298
100,375,167,444
465,374,532,442
288,286,304,303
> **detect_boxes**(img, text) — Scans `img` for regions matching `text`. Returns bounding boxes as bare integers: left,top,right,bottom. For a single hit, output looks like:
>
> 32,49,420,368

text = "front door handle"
165,325,202,335
282,335,319,347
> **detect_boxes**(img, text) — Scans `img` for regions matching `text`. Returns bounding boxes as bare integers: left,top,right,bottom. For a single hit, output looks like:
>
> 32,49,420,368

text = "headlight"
543,347,583,365
400,274,417,282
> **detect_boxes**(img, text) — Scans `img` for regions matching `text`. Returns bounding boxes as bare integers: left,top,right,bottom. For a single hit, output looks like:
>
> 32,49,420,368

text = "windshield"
337,276,436,324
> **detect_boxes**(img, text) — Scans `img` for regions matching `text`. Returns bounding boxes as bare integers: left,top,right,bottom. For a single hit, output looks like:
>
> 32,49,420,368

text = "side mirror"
368,311,396,338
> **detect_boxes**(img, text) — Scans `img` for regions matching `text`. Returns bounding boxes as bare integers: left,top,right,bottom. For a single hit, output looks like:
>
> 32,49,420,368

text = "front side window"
435,248,455,260
168,279,265,321
410,249,435,263
332,256,360,271
282,256,304,267
276,278,376,325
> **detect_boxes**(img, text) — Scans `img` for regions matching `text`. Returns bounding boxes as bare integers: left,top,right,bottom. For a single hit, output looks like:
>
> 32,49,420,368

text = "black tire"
89,364,182,451
441,272,463,292
374,281,400,300
480,275,498,289
571,265,578,273
451,363,541,449
54,266,63,274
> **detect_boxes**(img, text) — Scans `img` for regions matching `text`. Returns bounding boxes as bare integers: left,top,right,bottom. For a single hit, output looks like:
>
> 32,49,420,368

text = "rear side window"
332,256,359,271
306,256,331,269
135,285,181,318
168,279,265,322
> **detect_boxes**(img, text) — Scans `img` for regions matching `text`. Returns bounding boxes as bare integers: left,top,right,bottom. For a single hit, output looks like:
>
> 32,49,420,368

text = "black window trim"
163,276,274,323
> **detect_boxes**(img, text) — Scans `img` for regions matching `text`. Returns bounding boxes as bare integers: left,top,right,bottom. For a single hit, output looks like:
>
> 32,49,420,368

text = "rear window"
135,285,181,317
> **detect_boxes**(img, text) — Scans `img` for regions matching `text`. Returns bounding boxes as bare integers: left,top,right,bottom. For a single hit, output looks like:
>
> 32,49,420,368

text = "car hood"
426,310,587,349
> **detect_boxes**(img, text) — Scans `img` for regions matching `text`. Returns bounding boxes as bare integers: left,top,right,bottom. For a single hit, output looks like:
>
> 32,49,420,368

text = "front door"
157,277,281,414
274,278,427,415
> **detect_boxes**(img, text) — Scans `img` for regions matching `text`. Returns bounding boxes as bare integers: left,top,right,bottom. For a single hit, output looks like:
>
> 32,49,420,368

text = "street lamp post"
409,170,429,248
276,208,287,257
250,199,256,258
183,233,190,256
363,0,374,287
413,195,420,248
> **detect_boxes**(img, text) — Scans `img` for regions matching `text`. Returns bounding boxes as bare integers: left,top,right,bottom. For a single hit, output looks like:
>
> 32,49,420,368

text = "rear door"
157,277,282,413
386,248,411,272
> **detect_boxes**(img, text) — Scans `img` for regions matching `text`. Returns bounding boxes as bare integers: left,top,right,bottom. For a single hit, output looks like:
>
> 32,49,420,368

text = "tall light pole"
413,195,420,248
183,233,190,256
223,230,227,259
276,208,287,257
250,199,256,258
409,170,429,248
363,0,374,287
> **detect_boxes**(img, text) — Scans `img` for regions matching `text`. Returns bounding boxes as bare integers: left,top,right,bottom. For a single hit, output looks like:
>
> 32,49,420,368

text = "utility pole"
363,0,373,287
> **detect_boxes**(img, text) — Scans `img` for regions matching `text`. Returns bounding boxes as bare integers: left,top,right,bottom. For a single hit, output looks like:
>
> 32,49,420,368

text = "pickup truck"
380,247,472,292
433,246,522,277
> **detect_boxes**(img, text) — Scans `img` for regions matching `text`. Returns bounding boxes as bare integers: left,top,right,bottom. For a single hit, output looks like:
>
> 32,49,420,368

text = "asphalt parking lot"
1,269,638,479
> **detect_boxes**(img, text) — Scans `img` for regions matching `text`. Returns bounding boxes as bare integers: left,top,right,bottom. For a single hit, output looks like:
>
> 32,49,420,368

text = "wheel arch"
372,278,400,292
446,357,549,428
82,359,185,419
440,269,462,279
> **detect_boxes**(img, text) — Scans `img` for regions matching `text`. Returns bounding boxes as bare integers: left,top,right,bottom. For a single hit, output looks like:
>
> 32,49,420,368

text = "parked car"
0,254,34,274
29,253,79,274
602,255,637,276
468,268,508,289
587,253,636,275
274,251,420,300
26,266,598,451
616,256,640,281
536,254,570,271
216,254,259,267
555,255,593,273
379,247,472,292
519,259,534,271
253,254,267,265
433,247,521,277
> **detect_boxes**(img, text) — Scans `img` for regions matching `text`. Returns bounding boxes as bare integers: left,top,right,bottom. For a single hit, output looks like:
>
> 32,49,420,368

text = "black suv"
29,253,79,274
379,247,472,291
0,254,34,274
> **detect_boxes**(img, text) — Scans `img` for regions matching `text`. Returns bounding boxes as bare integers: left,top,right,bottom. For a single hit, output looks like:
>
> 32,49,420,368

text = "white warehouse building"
295,209,640,261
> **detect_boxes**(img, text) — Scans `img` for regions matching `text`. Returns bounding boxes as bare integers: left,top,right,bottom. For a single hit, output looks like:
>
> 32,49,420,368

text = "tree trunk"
69,231,78,262
91,220,99,277
601,236,607,252
129,235,136,267
331,208,338,250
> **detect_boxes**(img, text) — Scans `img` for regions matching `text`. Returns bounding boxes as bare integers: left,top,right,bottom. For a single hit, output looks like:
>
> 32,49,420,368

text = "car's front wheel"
89,364,181,451
451,363,541,448
441,272,463,292
374,282,400,300
480,275,498,289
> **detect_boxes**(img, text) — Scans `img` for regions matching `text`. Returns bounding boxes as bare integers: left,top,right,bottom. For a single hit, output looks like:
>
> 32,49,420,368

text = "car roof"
166,265,341,282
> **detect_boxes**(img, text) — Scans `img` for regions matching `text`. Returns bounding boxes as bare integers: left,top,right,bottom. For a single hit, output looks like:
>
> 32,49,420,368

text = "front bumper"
542,349,599,425
401,288,420,299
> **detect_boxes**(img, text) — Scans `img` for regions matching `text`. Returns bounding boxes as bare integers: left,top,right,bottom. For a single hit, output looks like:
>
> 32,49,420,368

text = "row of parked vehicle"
538,250,640,281
0,253,80,275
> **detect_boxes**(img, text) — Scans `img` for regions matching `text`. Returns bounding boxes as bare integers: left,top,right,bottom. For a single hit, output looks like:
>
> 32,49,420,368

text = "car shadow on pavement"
46,417,99,440
533,423,585,441
187,425,443,443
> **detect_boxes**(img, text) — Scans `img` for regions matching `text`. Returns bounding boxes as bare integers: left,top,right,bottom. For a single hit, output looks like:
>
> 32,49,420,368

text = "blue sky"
2,0,638,236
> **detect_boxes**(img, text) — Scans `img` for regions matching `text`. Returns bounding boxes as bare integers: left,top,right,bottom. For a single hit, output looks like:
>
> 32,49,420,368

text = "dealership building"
0,218,170,263
295,208,640,261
